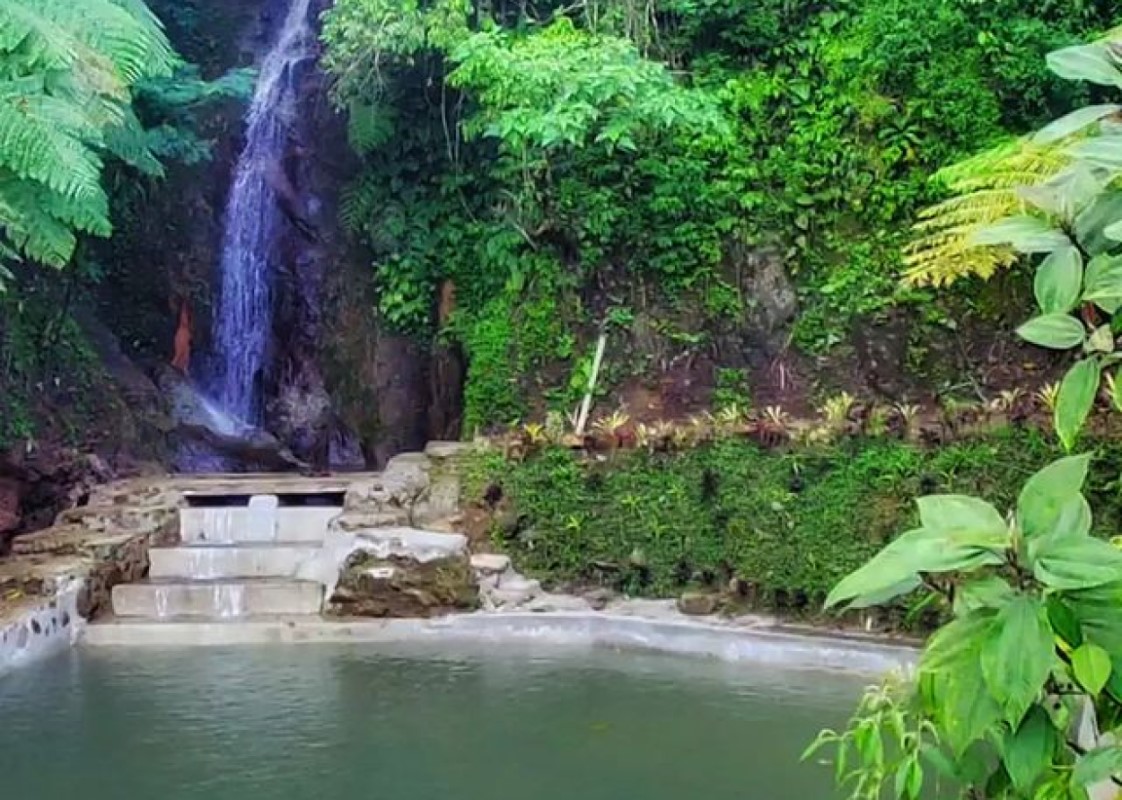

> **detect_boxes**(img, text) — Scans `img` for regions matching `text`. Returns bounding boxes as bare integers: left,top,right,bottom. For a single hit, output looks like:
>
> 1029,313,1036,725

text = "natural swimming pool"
0,641,868,799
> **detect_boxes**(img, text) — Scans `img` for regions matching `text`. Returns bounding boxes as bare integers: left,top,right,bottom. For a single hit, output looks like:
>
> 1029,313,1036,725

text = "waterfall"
211,0,315,424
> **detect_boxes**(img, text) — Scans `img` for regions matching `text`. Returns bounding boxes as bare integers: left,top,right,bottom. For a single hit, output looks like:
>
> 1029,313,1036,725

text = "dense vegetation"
0,0,249,448
5,0,1122,794
322,0,1118,429
465,427,1122,615
804,32,1122,799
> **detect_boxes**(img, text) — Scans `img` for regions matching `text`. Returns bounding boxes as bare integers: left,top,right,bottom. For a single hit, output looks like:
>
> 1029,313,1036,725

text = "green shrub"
465,428,1122,609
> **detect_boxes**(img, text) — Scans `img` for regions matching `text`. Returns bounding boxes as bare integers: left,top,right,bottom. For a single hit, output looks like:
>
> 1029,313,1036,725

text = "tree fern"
902,137,1071,287
0,0,175,280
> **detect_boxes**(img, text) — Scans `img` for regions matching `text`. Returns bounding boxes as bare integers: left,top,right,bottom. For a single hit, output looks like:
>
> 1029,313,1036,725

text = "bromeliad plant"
811,454,1122,799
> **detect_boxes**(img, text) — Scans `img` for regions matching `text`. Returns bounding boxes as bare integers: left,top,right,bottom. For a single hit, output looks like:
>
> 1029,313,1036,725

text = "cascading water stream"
210,0,315,425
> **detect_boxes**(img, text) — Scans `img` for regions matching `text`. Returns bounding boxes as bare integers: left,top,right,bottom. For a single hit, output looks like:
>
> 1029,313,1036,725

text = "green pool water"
0,642,868,799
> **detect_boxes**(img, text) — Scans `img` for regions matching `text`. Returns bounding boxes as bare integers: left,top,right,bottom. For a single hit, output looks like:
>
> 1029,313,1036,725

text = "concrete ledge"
1,579,82,676
80,612,915,674
149,544,319,579
112,579,324,618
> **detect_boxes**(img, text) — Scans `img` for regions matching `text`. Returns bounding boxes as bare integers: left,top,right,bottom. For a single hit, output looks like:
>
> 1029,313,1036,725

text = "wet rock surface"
677,592,720,616
328,552,478,618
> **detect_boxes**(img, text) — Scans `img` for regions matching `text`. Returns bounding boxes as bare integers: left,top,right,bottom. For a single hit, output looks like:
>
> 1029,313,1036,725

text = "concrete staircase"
111,493,339,620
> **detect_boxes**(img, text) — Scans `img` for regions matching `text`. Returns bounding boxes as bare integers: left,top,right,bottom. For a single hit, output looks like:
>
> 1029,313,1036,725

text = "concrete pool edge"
80,611,916,674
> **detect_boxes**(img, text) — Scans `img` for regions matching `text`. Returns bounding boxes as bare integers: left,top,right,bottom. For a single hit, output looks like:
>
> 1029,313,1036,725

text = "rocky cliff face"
85,0,448,472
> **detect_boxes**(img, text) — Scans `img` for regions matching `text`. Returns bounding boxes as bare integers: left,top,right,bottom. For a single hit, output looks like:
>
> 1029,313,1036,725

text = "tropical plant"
812,454,1122,799
911,30,1122,450
820,392,857,430
0,0,177,284
1036,381,1062,413
903,139,1070,287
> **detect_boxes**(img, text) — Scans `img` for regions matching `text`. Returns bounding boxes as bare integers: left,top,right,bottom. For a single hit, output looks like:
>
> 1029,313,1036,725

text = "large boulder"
328,551,478,618
156,367,307,471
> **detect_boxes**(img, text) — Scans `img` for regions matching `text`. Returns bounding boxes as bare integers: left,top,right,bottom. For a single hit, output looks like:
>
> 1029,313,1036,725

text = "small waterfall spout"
211,0,315,424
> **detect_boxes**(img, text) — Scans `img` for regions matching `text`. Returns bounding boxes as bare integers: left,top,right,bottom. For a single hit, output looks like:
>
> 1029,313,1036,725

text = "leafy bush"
464,428,1122,608
814,453,1122,798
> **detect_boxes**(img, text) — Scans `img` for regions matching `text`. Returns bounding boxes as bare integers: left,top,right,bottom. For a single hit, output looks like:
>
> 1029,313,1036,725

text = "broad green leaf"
824,528,934,609
1086,324,1115,353
1106,220,1122,241
1001,706,1057,794
955,576,1016,615
1035,104,1122,144
920,743,958,781
1047,43,1122,87
974,215,1072,253
1073,745,1122,787
1076,192,1122,261
932,655,1004,756
1071,642,1112,694
916,494,1008,548
1065,582,1122,653
1020,166,1104,222
825,528,1003,609
1046,596,1084,648
1068,136,1122,170
1034,246,1083,314
1016,314,1087,350
842,576,923,610
1055,359,1100,451
981,596,1055,724
923,610,994,673
1081,253,1122,304
1033,536,1122,590
1018,454,1092,539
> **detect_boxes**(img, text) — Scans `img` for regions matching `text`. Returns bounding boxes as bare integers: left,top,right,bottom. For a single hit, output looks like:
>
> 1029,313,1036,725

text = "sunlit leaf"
973,215,1071,253
1072,642,1112,694
916,495,1008,548
1035,104,1122,144
981,596,1054,725
1047,43,1122,87
1055,359,1100,451
1033,535,1122,590
1018,456,1092,541
1034,246,1083,314
1017,314,1087,350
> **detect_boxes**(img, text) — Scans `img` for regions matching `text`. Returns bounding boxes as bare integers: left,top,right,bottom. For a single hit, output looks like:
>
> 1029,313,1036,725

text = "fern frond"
902,137,1070,287
103,104,165,177
11,0,175,84
0,80,105,200
347,101,396,154
340,176,383,234
0,0,174,269
0,171,85,266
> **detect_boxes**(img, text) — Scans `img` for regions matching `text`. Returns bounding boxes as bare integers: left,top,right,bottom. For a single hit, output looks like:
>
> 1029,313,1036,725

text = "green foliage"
448,18,727,153
464,427,1122,606
711,367,749,412
928,30,1122,451
325,0,1118,429
0,278,104,448
815,453,1122,798
0,0,176,279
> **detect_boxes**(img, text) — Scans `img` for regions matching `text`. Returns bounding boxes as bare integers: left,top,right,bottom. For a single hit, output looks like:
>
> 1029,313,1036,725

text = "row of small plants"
500,381,1122,461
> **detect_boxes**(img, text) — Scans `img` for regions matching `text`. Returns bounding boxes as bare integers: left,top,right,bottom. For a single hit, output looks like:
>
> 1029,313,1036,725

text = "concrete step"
149,544,320,580
112,579,323,619
179,506,338,544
